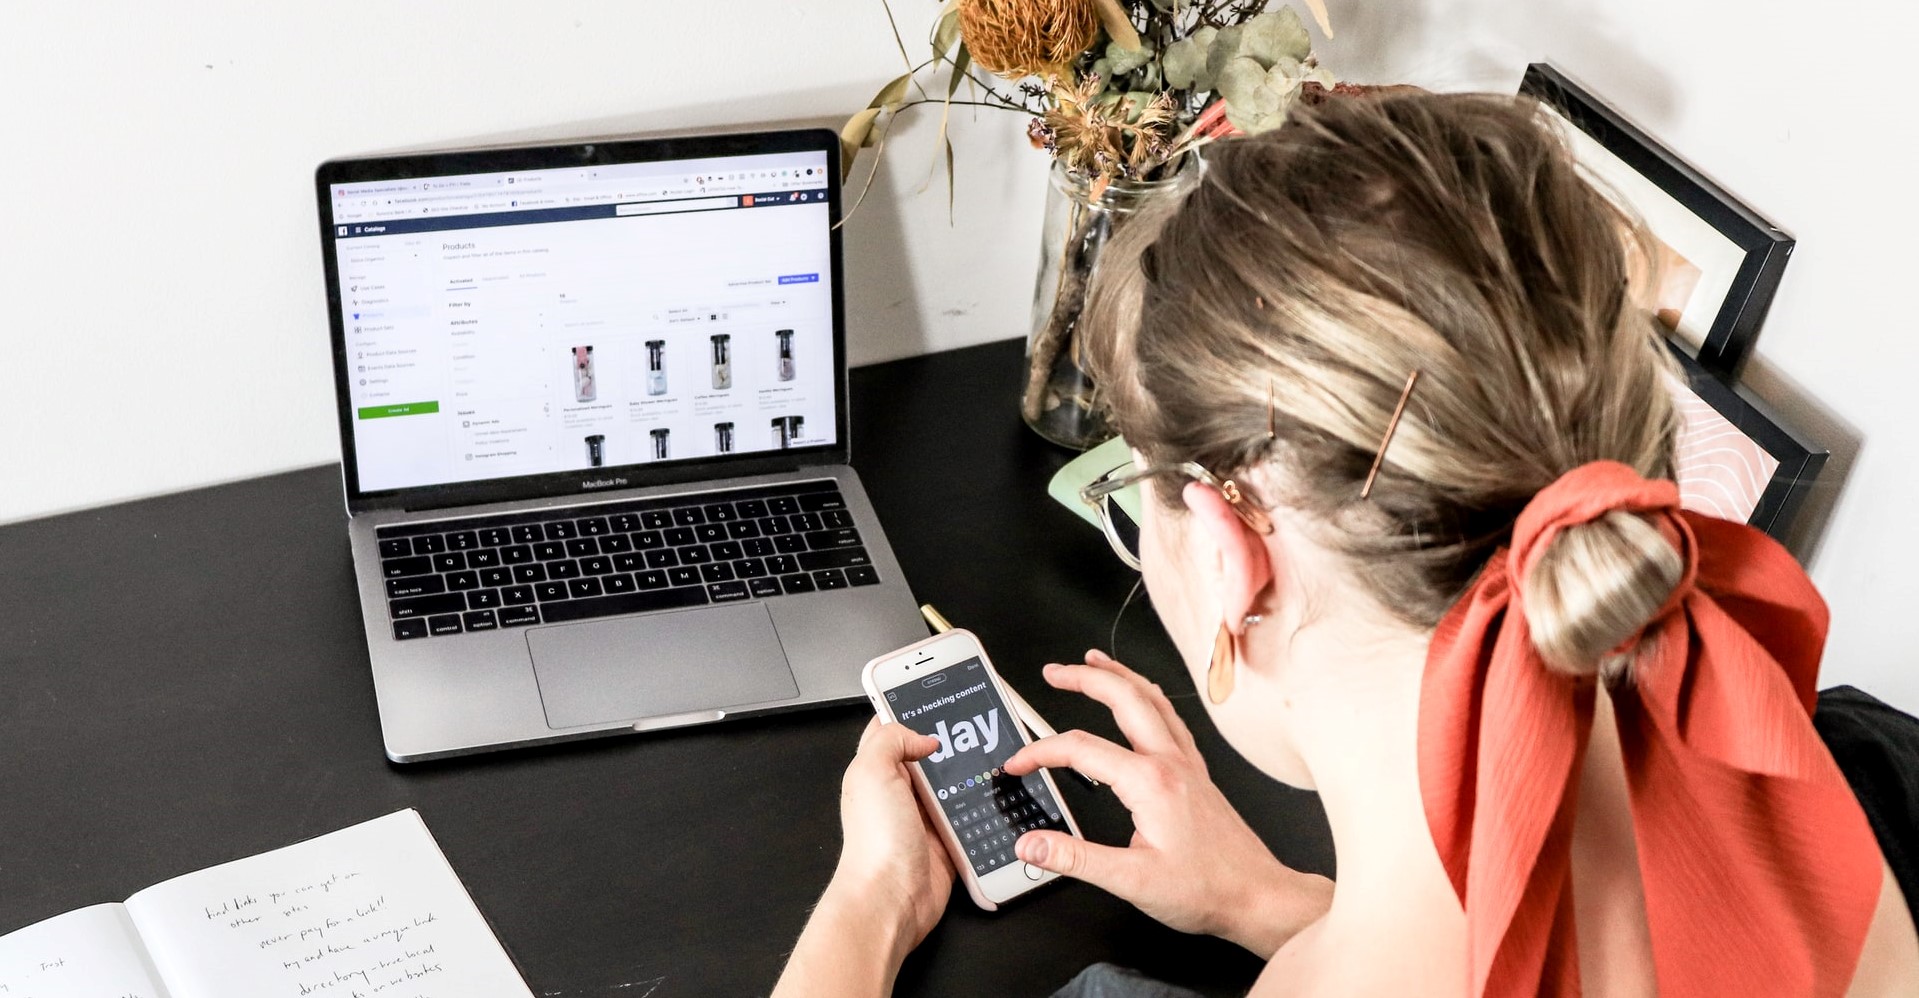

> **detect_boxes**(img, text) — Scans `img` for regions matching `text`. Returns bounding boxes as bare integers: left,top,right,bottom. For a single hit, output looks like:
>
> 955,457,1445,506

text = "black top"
0,338,1334,996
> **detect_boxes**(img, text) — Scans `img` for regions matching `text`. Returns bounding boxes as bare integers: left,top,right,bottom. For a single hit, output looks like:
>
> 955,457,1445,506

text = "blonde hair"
1081,92,1683,675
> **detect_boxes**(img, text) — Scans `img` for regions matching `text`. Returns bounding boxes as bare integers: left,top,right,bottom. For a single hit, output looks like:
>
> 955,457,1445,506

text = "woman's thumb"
1016,830,1133,893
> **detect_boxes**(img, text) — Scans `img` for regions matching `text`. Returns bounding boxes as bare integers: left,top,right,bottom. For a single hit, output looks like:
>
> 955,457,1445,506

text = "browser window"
331,151,835,493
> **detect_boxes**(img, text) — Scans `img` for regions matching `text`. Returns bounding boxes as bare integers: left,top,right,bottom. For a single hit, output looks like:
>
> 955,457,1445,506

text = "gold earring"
1207,614,1263,705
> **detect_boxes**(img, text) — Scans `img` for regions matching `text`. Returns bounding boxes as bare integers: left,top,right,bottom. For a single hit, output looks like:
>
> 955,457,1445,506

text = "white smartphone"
861,629,1083,911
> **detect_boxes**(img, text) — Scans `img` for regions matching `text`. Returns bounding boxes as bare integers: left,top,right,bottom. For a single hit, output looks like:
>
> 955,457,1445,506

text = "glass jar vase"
1022,159,1198,449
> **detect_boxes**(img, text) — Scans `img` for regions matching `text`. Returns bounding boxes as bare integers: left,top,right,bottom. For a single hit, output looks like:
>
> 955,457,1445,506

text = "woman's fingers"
857,719,939,768
1083,649,1201,759
1042,662,1181,756
1015,829,1148,899
1004,729,1155,802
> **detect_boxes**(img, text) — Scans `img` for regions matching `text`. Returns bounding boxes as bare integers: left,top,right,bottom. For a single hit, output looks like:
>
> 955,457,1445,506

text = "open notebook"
0,810,532,998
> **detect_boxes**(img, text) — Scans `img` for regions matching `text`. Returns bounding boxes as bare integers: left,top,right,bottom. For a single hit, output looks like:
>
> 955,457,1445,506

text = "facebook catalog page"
889,657,1069,877
331,150,837,494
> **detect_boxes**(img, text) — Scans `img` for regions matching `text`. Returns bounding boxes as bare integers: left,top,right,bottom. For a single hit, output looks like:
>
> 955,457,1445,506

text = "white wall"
3,3,1914,709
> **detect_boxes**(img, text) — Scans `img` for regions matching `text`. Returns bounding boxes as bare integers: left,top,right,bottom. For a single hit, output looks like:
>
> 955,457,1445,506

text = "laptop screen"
324,141,838,497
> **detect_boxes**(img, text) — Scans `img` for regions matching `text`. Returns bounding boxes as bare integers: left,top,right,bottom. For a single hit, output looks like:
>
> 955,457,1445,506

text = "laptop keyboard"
374,480,877,641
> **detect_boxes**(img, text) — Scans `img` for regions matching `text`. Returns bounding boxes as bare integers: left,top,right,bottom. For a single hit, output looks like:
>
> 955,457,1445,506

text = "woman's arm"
771,721,954,998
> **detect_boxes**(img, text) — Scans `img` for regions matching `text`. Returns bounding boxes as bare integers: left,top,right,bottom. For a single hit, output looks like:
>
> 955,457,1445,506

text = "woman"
772,92,1919,996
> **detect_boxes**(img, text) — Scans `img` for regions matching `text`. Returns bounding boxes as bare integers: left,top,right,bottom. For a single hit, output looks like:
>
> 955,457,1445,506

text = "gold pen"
918,604,1101,789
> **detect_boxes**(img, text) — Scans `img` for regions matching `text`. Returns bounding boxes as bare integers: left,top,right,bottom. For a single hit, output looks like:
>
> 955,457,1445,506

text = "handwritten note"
0,903,167,998
123,811,530,998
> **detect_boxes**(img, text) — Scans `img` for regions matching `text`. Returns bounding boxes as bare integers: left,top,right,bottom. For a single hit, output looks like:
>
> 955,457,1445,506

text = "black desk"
0,338,1334,997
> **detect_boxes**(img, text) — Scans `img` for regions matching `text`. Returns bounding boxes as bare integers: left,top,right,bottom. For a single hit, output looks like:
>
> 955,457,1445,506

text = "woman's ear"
1181,481,1274,631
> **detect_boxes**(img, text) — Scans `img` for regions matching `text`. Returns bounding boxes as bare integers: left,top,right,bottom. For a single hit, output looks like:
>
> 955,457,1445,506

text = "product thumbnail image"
714,422,735,454
710,334,732,390
775,329,795,382
585,434,605,468
572,345,596,402
650,428,671,460
771,415,805,449
646,339,667,396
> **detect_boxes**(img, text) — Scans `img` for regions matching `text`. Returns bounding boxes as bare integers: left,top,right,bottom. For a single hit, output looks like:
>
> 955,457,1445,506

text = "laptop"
315,129,926,762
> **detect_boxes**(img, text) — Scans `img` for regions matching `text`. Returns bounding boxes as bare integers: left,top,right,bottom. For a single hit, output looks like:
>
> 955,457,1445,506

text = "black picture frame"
1520,63,1793,377
1666,344,1826,539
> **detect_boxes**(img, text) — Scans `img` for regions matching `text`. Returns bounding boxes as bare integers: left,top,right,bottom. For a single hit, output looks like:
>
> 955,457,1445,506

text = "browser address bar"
616,196,739,217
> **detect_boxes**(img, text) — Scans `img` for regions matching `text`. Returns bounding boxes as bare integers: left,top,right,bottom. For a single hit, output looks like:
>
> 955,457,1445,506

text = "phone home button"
1022,863,1044,881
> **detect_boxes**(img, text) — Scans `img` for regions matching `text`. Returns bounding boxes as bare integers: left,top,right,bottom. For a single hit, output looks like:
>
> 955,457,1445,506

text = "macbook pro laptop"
315,129,925,762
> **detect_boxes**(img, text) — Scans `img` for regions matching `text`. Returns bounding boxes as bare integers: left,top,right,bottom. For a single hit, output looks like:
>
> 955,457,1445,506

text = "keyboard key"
744,537,775,557
513,564,548,583
544,521,577,540
610,513,642,531
668,566,701,587
791,513,824,532
768,496,800,516
665,527,697,546
779,573,816,595
710,541,742,561
814,569,849,590
633,530,665,549
446,571,480,591
535,541,567,561
467,589,501,609
568,578,604,599
603,573,637,594
847,566,881,586
429,614,464,636
672,507,706,526
761,515,792,535
798,548,872,571
511,524,543,544
378,538,412,558
613,553,644,572
463,609,499,632
823,509,854,529
679,545,711,564
736,499,768,518
479,528,512,546
393,618,429,640
566,538,599,558
806,528,862,550
708,580,749,602
581,556,612,575
695,524,726,544
774,534,807,554
733,558,766,578
383,556,432,579
412,534,446,554
748,577,783,599
599,534,632,553
726,520,761,539
577,516,610,536
386,575,445,599
500,605,540,627
547,560,581,579
501,544,533,564
479,567,512,587
641,510,672,530
704,503,738,522
535,581,570,601
447,531,479,550
433,552,467,572
645,549,680,569
700,562,736,583
467,548,500,568
636,569,669,590
799,492,847,511
537,585,709,624
503,585,536,605
767,555,799,575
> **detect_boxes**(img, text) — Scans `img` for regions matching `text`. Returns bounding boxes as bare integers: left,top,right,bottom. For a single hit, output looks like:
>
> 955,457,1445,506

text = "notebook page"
0,903,172,998
123,810,532,998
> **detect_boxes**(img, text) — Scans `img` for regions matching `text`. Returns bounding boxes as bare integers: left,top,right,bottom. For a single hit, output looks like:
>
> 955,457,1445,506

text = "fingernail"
1018,834,1048,866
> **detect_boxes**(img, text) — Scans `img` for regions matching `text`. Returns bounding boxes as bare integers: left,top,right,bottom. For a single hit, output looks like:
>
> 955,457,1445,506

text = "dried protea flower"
959,0,1099,80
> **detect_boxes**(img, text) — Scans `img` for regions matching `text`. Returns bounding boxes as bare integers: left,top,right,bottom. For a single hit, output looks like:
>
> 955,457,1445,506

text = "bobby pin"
1360,370,1420,500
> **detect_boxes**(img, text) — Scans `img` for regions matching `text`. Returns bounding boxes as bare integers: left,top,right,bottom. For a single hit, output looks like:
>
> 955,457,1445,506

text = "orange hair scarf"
1420,461,1882,996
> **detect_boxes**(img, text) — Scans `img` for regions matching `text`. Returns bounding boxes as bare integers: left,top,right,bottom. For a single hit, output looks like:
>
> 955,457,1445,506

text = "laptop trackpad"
526,604,799,729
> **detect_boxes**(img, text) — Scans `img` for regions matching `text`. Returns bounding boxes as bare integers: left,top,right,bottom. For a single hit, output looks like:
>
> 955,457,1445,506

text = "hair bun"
1519,509,1687,676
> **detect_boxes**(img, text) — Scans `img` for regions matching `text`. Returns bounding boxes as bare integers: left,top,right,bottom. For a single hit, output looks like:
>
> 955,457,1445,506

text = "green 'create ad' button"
358,401,440,420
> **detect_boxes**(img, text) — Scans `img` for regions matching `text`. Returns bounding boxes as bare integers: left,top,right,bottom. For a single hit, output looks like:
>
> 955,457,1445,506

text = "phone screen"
887,656,1068,877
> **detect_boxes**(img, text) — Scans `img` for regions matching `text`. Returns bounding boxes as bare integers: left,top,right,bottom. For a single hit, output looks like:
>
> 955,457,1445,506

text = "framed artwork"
1521,63,1793,377
1667,345,1826,539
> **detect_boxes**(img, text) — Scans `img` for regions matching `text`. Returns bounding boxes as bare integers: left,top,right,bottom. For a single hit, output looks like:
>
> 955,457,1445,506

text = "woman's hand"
1003,650,1333,958
773,720,955,998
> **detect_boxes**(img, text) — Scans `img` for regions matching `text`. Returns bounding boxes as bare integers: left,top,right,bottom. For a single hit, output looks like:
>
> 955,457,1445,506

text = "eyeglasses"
1079,460,1274,570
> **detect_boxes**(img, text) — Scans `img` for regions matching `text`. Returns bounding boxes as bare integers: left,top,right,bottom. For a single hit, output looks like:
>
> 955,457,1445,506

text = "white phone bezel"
861,629,1083,911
